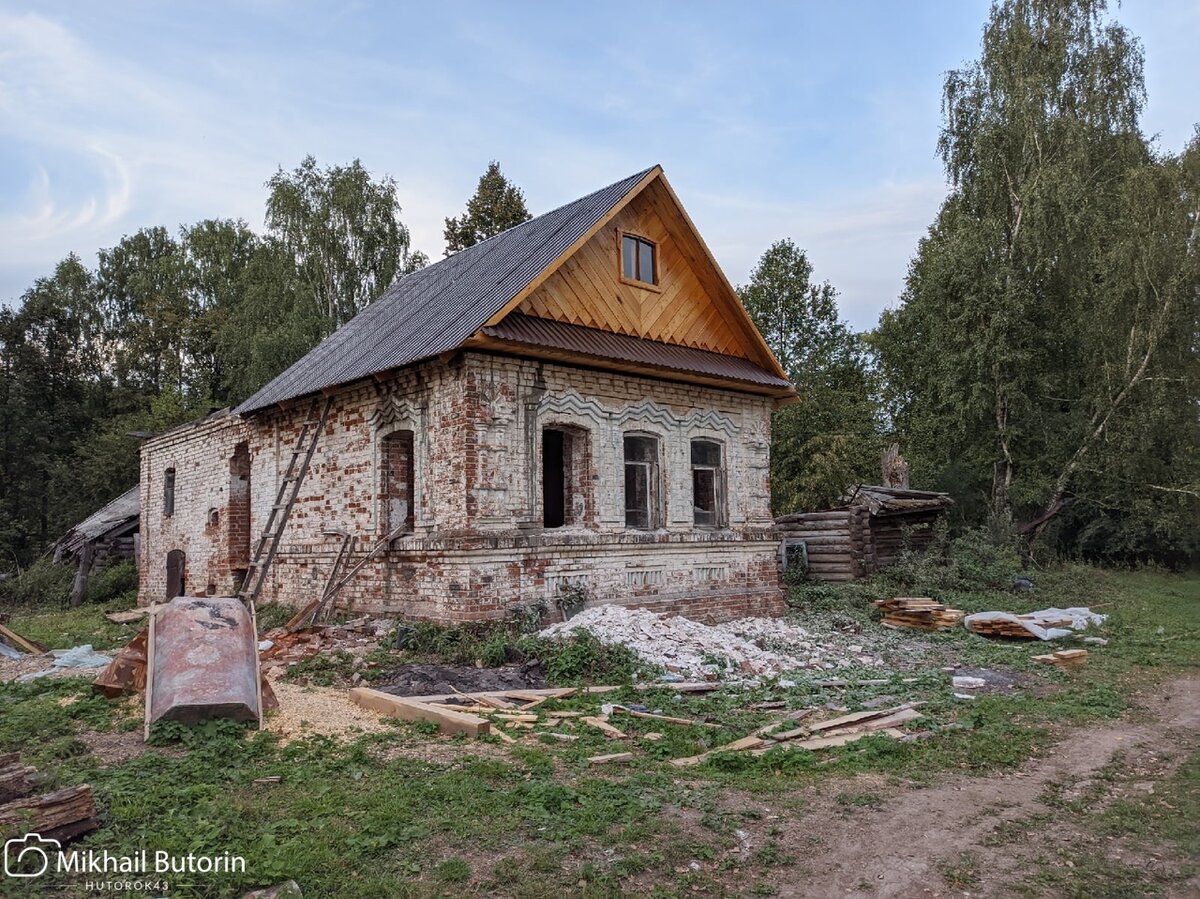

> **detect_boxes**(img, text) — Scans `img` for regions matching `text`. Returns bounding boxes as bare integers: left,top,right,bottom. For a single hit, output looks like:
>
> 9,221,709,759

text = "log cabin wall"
774,509,862,582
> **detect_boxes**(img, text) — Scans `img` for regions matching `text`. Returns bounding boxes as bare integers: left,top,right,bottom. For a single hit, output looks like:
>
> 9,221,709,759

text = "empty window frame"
380,430,416,534
624,434,661,529
691,439,725,528
543,428,568,528
621,234,657,285
163,467,176,518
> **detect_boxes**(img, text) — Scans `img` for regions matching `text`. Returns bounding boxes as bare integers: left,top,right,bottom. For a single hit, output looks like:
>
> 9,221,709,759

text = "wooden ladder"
236,396,333,607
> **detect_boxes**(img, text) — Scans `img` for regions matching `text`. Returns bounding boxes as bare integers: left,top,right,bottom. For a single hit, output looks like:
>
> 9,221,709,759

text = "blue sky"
1,1,1196,330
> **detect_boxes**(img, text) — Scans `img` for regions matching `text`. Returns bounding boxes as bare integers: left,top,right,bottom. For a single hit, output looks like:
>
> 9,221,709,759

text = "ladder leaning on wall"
235,396,334,607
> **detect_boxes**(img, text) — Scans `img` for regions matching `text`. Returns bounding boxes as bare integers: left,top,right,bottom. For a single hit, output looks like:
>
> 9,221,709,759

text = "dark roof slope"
484,314,793,392
236,167,657,414
52,486,140,560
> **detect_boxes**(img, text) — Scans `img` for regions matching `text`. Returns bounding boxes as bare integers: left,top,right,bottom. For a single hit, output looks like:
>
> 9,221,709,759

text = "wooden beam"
348,688,491,737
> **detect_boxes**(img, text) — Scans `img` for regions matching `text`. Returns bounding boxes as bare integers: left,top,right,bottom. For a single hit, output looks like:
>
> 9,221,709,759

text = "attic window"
621,234,657,285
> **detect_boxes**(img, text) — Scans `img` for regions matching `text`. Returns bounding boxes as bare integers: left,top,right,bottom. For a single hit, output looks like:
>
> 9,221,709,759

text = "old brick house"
137,166,797,622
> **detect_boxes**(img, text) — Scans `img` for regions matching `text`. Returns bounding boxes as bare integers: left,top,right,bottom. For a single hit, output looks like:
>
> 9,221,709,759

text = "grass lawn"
1,564,1196,897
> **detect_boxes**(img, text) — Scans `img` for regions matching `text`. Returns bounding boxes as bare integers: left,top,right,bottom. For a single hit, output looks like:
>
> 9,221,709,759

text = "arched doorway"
166,550,186,598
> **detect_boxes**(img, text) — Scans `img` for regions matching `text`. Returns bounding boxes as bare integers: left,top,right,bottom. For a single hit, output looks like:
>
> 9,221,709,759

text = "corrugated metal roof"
235,167,658,414
483,314,794,391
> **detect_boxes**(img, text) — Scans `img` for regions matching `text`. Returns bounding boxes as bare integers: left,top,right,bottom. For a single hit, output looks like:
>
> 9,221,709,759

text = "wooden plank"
580,716,627,739
670,735,765,768
0,623,46,654
587,752,634,766
611,708,722,728
348,688,490,737
808,703,921,734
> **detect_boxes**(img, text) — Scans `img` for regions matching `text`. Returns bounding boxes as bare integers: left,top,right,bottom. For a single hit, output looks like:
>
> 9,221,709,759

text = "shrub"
85,559,138,606
0,558,73,607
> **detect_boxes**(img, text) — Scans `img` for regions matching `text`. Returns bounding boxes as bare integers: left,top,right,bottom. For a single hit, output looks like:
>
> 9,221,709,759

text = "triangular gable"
478,169,788,380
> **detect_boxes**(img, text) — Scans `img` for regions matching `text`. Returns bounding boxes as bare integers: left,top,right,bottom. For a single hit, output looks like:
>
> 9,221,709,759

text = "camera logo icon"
4,833,61,878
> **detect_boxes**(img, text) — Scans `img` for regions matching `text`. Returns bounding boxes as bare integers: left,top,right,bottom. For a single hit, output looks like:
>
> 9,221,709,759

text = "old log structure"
775,486,952,582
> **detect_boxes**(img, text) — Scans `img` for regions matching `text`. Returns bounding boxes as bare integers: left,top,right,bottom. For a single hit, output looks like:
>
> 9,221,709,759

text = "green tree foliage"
0,156,427,571
266,155,427,330
874,0,1200,561
739,240,884,513
443,161,532,254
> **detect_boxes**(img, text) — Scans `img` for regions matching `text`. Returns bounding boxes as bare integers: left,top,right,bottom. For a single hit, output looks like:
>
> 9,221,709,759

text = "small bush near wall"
0,558,73,607
85,560,139,607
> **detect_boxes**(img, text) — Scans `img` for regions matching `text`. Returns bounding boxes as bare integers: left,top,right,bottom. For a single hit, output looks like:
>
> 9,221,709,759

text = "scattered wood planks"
1032,649,1088,671
348,688,490,737
965,617,1041,639
872,597,964,631
674,702,923,766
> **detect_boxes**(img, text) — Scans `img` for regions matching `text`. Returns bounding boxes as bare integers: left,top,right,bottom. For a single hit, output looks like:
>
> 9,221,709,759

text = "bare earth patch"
264,676,394,744
661,673,1200,898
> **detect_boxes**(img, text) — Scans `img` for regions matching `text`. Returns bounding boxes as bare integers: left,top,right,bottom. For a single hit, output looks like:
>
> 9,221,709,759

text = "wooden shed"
775,485,952,582
53,486,140,604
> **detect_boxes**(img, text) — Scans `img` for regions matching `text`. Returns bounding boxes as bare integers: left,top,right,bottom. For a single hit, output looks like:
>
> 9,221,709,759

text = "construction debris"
539,605,887,678
872,597,964,631
93,628,148,698
0,753,38,804
1033,649,1089,671
964,607,1107,640
259,619,393,674
105,609,148,625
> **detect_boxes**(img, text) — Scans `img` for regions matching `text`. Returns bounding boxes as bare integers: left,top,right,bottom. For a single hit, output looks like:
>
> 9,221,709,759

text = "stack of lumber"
872,597,964,631
671,703,923,766
0,753,97,843
1032,649,1088,671
966,617,1044,639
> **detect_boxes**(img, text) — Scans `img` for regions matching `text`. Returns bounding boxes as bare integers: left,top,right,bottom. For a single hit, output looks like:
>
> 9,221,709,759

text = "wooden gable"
496,171,784,375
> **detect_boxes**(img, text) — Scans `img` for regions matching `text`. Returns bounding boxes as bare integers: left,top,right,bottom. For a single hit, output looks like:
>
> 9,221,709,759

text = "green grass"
0,565,1195,897
6,599,140,651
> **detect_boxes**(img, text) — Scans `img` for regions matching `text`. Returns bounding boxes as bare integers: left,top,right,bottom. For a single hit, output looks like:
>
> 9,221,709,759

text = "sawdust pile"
264,676,393,744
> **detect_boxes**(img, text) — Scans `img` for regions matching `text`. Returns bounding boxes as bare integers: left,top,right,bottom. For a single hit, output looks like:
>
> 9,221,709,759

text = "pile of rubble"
258,617,394,678
539,605,887,679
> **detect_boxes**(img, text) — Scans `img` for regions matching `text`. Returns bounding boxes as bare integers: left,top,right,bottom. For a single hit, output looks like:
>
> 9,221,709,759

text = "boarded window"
381,430,415,534
163,468,176,518
621,234,657,285
624,434,661,529
691,439,724,527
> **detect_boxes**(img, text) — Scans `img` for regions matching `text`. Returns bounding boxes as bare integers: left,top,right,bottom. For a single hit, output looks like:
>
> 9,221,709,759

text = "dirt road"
767,674,1199,897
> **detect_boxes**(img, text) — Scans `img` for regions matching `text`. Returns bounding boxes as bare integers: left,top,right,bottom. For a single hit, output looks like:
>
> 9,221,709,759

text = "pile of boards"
0,753,96,844
872,597,964,631
672,702,923,765
1033,649,1089,671
966,614,1072,639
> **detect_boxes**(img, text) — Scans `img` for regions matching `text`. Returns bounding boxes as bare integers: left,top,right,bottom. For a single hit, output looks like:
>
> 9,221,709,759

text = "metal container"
144,596,261,736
